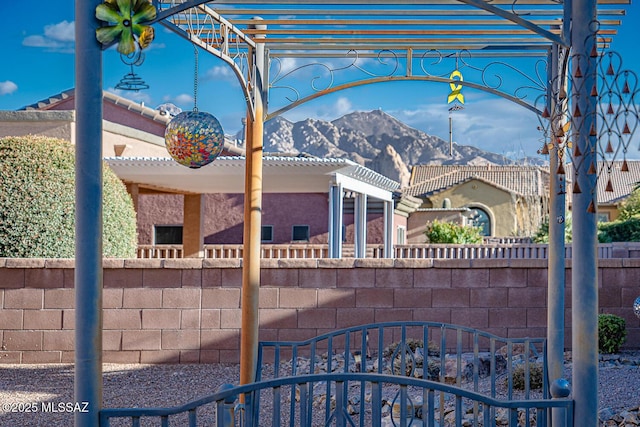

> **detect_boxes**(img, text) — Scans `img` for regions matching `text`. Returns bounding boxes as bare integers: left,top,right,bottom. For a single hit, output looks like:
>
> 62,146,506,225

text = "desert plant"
424,220,483,244
0,135,137,258
509,363,544,391
598,313,627,354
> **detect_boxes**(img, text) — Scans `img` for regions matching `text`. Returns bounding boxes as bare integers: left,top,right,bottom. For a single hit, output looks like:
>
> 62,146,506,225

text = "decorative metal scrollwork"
269,49,399,104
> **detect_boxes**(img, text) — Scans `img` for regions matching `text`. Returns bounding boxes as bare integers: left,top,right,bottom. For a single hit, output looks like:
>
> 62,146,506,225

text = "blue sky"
1,2,639,160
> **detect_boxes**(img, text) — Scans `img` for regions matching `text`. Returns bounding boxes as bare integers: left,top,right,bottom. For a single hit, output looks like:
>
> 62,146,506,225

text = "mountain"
245,110,545,187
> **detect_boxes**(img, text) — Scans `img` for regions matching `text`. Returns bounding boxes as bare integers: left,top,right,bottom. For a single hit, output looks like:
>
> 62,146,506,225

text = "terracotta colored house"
1,89,404,258
403,165,551,241
106,155,402,258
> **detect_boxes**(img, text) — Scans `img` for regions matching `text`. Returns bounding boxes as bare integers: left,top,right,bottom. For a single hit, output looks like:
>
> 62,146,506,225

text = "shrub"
598,216,640,242
0,135,137,258
510,363,544,391
598,313,627,354
424,220,483,244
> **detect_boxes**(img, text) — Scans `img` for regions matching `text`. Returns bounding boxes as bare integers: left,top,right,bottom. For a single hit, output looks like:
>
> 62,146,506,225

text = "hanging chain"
193,46,199,112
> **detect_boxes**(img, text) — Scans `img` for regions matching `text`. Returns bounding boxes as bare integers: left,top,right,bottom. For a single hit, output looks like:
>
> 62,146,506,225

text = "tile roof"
19,88,172,125
404,165,550,198
567,160,640,205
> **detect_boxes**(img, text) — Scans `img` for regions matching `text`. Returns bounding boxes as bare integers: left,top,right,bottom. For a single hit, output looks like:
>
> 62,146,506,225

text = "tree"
0,135,137,257
617,184,640,220
532,212,572,243
424,220,483,244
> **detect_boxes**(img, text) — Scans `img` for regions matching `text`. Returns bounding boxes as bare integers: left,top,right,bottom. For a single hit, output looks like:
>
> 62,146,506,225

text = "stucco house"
0,89,405,258
403,165,550,241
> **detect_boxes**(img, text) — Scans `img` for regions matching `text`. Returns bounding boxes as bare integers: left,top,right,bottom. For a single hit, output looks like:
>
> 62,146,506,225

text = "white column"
328,184,344,258
383,200,394,258
354,193,367,258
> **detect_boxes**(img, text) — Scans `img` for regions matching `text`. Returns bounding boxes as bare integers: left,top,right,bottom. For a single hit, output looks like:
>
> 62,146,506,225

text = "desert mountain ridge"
234,109,546,187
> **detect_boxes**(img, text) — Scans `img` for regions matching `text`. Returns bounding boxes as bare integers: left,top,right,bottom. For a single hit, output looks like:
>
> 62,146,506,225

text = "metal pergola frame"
74,1,633,425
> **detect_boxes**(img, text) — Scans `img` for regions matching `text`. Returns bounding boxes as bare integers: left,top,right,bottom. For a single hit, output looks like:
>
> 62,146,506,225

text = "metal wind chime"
538,27,639,209
95,0,156,91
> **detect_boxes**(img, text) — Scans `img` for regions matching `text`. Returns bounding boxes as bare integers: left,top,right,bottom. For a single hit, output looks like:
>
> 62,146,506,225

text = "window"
262,225,274,242
292,225,310,242
154,225,183,244
468,208,491,236
396,226,406,245
597,213,610,223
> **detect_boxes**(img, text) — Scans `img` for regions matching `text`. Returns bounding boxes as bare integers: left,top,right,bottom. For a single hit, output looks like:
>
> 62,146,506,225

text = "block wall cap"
599,259,623,268
162,259,204,269
103,259,126,269
203,259,242,268
622,258,640,267
508,259,548,269
354,259,395,268
276,259,318,269
5,259,46,268
433,259,472,268
44,259,75,269
123,259,163,269
393,259,434,268
260,259,280,269
317,259,356,269
471,259,511,268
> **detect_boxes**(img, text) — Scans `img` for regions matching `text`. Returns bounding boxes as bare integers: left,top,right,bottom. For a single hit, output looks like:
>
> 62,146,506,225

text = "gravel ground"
0,354,638,426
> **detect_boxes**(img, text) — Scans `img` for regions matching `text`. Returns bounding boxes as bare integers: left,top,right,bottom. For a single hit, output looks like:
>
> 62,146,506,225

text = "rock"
444,352,507,383
599,407,617,422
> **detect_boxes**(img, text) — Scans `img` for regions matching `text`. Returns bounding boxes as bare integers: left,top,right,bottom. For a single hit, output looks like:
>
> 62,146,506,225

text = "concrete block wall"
0,257,638,364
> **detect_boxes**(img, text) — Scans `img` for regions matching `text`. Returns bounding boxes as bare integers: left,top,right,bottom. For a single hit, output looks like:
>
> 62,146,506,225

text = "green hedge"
598,216,640,242
424,219,483,244
0,135,137,258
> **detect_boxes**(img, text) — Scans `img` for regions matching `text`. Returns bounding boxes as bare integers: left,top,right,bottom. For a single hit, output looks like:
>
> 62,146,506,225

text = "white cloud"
44,20,75,43
334,97,352,116
0,81,18,96
23,35,63,48
23,20,75,53
390,97,545,159
281,96,354,123
174,94,195,105
204,66,236,82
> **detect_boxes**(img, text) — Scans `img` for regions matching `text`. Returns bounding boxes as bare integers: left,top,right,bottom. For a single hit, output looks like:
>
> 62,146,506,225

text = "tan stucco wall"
428,179,515,237
0,111,74,140
598,205,620,222
0,111,169,158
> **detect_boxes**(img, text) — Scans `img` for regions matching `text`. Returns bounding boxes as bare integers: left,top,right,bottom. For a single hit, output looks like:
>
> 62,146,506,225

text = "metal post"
548,40,567,427
74,1,103,425
240,18,266,386
571,1,599,425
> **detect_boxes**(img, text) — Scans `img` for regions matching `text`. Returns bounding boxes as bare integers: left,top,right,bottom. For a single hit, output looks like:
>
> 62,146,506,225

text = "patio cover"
105,155,399,198
73,1,635,425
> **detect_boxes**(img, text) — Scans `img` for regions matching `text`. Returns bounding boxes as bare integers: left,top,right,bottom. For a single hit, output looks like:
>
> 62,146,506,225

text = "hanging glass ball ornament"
165,110,225,169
